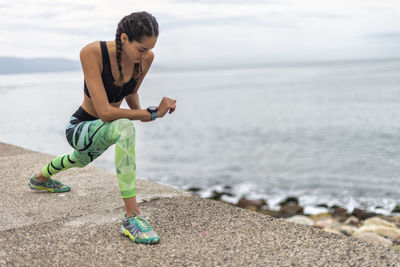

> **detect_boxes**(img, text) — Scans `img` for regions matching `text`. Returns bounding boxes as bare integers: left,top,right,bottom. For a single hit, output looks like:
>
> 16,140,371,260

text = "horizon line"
1,56,399,75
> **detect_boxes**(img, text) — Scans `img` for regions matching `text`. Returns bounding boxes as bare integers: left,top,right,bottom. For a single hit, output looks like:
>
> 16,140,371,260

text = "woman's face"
122,34,157,63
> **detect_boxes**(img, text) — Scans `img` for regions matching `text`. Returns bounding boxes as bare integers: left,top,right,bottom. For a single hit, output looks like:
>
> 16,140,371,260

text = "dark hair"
115,11,159,86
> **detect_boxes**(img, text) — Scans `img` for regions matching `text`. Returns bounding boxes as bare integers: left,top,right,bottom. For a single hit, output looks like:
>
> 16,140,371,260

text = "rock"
208,190,234,201
364,217,397,229
277,197,303,217
394,245,400,251
332,206,349,221
317,204,329,209
377,215,397,223
353,225,400,241
310,213,332,222
375,216,400,228
279,203,303,217
356,233,393,247
314,217,339,229
338,225,358,236
259,209,280,217
278,197,299,206
323,227,344,236
344,216,359,226
393,216,400,228
245,205,259,212
286,215,315,226
352,208,377,221
392,205,400,213
187,187,202,192
187,187,202,195
237,197,267,210
310,213,337,228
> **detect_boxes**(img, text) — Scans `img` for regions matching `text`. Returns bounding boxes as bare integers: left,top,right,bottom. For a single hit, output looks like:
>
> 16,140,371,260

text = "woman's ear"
121,33,129,44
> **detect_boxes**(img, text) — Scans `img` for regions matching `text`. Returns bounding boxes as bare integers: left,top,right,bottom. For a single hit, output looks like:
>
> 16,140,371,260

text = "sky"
1,0,400,68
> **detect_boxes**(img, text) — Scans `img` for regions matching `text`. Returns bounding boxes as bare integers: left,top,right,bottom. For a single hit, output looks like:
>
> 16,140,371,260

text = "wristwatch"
147,106,158,120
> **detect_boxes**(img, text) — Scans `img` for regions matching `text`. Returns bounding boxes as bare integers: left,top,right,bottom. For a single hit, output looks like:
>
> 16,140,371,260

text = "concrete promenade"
1,142,399,266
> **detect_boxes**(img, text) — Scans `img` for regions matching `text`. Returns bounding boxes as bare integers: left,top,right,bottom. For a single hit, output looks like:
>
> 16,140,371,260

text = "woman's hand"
140,97,176,122
157,97,176,118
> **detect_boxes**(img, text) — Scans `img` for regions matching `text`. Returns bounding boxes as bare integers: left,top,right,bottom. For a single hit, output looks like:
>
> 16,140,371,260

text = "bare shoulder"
80,41,102,64
142,50,155,71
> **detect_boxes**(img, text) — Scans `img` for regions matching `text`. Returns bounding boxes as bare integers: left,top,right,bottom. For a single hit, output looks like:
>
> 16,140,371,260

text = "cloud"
159,14,293,31
366,32,400,40
297,12,352,20
171,0,288,4
1,0,400,65
2,22,112,37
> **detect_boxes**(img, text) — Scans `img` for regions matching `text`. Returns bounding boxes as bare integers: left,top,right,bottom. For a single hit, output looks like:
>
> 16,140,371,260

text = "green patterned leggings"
41,114,136,198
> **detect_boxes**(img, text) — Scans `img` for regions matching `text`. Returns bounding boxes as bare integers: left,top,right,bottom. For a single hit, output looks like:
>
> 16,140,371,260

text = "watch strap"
151,111,157,120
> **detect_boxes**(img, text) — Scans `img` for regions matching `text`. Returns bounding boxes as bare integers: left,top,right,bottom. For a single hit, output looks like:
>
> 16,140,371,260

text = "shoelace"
44,179,62,188
129,216,152,231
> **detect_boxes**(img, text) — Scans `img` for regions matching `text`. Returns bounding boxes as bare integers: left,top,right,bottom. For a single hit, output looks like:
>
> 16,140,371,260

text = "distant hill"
0,57,80,74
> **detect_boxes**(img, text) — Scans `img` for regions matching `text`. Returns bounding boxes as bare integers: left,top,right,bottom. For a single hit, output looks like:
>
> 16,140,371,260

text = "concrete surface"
0,142,399,266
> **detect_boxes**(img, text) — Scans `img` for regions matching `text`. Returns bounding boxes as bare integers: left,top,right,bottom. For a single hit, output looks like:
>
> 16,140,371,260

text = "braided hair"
115,11,158,86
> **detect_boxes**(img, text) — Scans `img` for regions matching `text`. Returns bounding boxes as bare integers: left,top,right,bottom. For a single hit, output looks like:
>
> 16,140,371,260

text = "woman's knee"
114,118,135,138
115,118,134,128
70,151,91,168
74,161,88,168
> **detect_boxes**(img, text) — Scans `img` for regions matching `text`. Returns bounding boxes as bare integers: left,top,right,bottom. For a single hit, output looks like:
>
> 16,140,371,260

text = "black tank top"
84,41,137,103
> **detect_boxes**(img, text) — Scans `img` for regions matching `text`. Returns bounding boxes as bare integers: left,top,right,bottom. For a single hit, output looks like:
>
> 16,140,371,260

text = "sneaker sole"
121,227,160,244
28,182,70,193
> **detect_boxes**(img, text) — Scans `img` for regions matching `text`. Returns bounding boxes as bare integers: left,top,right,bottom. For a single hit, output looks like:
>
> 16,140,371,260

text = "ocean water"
1,60,399,214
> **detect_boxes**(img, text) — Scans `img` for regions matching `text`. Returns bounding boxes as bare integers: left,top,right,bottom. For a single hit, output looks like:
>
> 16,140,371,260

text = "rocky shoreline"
187,187,400,251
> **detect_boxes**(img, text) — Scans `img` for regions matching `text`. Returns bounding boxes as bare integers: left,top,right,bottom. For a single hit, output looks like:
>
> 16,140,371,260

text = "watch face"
148,106,158,112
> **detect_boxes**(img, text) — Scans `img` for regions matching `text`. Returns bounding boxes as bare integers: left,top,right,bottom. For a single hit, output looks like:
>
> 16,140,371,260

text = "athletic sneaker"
28,174,71,193
121,213,160,244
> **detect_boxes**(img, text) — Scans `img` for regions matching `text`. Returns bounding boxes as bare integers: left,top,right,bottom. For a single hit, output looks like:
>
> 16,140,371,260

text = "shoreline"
186,185,400,217
187,186,400,250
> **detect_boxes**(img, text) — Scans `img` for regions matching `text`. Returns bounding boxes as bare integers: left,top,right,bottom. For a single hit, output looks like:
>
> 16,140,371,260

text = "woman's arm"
125,92,141,110
80,42,153,122
125,50,155,110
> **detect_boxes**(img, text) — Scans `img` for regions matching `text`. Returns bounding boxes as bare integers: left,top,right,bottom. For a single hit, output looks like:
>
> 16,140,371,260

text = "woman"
28,11,176,245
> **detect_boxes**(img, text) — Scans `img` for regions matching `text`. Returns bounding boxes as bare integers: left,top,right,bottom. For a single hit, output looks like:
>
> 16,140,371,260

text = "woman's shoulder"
80,41,102,63
146,50,155,62
142,50,155,70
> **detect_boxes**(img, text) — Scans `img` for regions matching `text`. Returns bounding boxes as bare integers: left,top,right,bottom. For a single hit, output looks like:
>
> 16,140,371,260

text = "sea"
1,59,399,215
